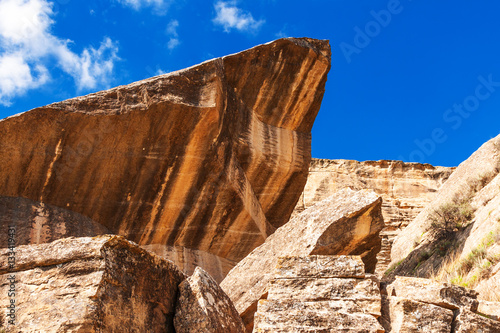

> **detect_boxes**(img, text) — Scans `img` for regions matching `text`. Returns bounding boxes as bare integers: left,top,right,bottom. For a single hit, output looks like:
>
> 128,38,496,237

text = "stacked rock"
252,255,385,333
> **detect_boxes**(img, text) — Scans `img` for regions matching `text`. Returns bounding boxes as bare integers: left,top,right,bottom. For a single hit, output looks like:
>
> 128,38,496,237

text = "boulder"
0,235,185,332
386,276,478,311
477,300,500,321
253,300,384,333
292,158,453,274
383,297,454,333
0,196,109,247
253,255,384,333
174,267,245,333
220,188,383,330
452,308,500,332
0,37,331,263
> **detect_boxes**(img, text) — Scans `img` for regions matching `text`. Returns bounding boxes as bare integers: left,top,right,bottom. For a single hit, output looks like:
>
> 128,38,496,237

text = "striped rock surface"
0,38,331,263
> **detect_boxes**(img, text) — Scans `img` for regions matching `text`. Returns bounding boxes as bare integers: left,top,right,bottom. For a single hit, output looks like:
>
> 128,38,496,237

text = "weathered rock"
267,277,381,316
0,235,185,332
383,297,454,333
0,38,331,263
292,158,454,274
477,300,500,321
253,300,384,333
142,244,236,283
452,308,500,332
174,266,245,333
386,276,479,311
0,196,109,247
220,188,383,330
253,255,384,333
390,134,500,284
275,255,365,279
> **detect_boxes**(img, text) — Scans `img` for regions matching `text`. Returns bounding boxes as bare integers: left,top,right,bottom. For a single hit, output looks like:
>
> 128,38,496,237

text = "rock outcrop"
0,235,186,332
388,134,500,300
381,276,500,332
221,188,383,331
174,267,245,332
0,196,109,247
0,37,331,263
293,158,454,274
142,244,236,284
252,255,384,333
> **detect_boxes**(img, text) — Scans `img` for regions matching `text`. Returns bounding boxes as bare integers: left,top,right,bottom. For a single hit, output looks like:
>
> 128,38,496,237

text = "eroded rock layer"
0,196,109,247
221,188,383,331
252,256,384,333
293,158,454,274
0,38,331,262
0,235,186,332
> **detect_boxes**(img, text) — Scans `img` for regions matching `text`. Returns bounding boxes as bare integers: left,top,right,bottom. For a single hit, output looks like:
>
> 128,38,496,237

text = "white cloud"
213,1,264,33
116,0,171,14
0,0,119,106
166,20,180,50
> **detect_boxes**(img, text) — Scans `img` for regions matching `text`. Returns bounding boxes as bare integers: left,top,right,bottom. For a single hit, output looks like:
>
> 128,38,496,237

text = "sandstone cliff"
388,134,500,302
0,196,109,247
0,38,331,263
293,158,454,274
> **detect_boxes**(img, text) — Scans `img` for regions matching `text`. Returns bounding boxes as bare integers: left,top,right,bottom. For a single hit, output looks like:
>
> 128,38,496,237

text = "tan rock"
220,188,383,330
390,134,500,283
0,235,185,332
253,300,385,333
387,276,478,311
174,267,245,333
292,158,454,274
275,255,365,279
0,37,331,263
142,244,237,283
452,308,500,332
267,277,381,317
384,297,453,333
477,300,500,321
0,196,109,247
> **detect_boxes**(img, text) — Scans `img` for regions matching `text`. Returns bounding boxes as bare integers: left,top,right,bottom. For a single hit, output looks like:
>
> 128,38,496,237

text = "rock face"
0,196,109,247
381,276,500,332
0,235,186,332
174,267,245,333
384,297,454,333
220,188,383,331
293,158,454,274
388,134,500,298
142,244,236,284
0,37,331,263
253,256,384,333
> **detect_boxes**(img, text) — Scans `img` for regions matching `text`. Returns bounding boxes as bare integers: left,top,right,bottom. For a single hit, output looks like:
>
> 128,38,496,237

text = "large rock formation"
0,196,109,247
252,255,384,333
0,37,331,263
221,188,383,331
293,158,454,274
381,276,500,332
142,244,236,284
388,134,500,300
0,235,186,332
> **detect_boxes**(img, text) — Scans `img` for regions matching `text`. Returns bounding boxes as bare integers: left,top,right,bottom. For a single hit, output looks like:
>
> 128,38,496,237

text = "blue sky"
1,0,500,167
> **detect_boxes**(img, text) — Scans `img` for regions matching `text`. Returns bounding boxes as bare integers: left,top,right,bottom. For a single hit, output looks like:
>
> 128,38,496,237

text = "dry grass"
431,226,500,290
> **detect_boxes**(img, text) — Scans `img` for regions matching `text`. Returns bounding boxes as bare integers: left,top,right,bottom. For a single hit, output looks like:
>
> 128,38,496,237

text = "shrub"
429,198,474,239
